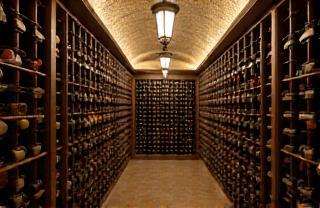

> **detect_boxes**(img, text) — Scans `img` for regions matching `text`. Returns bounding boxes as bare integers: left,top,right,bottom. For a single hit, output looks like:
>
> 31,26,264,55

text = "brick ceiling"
86,0,249,70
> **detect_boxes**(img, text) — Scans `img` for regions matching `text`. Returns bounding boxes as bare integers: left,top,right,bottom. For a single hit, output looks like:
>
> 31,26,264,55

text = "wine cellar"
0,0,319,207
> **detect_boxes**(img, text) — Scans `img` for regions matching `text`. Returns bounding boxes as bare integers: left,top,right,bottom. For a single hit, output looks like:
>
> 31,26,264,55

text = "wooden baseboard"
133,154,199,160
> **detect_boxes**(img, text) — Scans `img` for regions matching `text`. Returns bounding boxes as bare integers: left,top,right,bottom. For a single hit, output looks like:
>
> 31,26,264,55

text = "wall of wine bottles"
0,0,55,207
199,0,320,207
277,0,320,207
0,0,133,207
56,3,133,207
135,79,196,155
199,15,271,207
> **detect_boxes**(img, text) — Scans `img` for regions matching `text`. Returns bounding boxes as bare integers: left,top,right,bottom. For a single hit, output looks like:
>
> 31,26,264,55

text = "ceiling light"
162,68,169,78
151,0,179,47
159,51,172,69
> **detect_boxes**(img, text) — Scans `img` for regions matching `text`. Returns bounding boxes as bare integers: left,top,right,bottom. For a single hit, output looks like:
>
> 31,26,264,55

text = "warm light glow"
87,0,250,70
162,68,168,78
160,56,171,69
155,10,175,41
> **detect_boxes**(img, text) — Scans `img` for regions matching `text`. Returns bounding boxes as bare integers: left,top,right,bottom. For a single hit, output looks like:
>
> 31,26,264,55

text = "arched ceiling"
86,0,250,70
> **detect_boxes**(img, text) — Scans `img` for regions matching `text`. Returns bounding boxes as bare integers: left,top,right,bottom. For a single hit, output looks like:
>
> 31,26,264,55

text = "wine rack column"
43,0,57,205
276,0,320,206
56,5,68,206
260,15,272,207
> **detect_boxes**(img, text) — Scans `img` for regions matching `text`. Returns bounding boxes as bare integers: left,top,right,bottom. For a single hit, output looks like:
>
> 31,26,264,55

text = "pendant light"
159,51,172,69
151,0,179,47
159,51,171,79
162,68,169,78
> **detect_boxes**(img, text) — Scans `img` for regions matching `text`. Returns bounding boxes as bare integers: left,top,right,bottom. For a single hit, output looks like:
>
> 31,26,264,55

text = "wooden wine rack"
0,0,133,207
55,3,133,207
0,0,56,206
199,0,320,207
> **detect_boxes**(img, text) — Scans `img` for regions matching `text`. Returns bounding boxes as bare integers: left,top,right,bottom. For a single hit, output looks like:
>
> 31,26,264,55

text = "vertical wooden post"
44,0,57,206
259,21,267,208
132,78,136,157
195,77,200,157
60,11,69,207
271,7,281,208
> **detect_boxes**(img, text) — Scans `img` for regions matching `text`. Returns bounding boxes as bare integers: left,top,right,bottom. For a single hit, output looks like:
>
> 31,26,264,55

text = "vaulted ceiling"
86,0,249,70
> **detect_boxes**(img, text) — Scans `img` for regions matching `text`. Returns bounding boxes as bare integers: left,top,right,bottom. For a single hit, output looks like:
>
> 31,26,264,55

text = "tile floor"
101,160,232,208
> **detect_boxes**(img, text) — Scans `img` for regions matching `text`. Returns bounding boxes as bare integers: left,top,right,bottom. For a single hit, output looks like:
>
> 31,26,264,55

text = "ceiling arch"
86,0,249,70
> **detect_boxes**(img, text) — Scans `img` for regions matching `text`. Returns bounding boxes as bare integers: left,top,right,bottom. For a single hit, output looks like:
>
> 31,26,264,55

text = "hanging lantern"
151,0,179,47
162,68,169,78
159,51,172,69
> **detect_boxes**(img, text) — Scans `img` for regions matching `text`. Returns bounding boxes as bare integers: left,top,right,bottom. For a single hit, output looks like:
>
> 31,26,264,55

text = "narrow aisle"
102,160,232,208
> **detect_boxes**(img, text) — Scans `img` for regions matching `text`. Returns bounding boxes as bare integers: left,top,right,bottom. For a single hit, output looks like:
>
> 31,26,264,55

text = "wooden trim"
133,155,199,160
274,0,288,9
271,8,281,207
134,70,198,75
134,73,197,80
44,0,57,206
